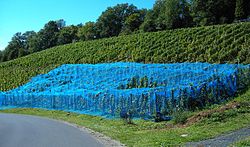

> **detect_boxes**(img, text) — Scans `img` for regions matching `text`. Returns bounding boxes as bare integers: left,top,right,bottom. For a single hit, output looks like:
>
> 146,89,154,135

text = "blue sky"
0,0,155,51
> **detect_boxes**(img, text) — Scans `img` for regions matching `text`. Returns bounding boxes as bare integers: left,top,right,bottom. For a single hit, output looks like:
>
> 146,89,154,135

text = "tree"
0,51,3,62
235,0,245,19
0,20,73,62
191,0,236,26
220,0,236,23
191,0,214,26
36,21,59,51
160,0,193,29
77,22,97,41
0,31,37,62
22,31,36,54
157,0,176,29
57,25,78,45
179,0,193,27
120,9,147,35
96,3,139,38
246,1,250,17
140,0,165,32
3,33,24,61
140,10,158,32
27,33,39,54
56,19,66,30
25,21,60,54
140,0,192,32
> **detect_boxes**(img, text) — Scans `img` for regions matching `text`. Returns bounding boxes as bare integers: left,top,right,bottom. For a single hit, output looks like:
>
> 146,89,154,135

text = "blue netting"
0,92,4,106
1,62,249,118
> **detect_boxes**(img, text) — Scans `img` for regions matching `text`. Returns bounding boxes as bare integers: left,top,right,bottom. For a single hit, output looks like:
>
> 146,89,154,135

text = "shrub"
173,111,192,124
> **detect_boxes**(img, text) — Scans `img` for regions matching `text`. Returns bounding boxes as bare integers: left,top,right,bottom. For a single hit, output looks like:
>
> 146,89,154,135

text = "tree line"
0,0,249,62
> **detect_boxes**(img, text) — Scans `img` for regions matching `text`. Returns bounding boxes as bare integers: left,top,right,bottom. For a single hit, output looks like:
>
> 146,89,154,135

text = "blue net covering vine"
0,62,249,118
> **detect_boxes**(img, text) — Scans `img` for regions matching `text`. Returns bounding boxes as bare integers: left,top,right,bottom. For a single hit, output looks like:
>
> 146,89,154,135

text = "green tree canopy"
77,22,97,41
57,25,78,45
140,0,192,32
120,9,147,35
96,3,139,38
3,33,23,61
1,31,37,61
191,0,236,26
38,21,60,50
0,50,3,62
22,31,36,53
234,0,250,19
140,10,158,32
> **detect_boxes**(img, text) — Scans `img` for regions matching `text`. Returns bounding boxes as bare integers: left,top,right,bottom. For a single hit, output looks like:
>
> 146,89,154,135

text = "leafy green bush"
173,111,192,124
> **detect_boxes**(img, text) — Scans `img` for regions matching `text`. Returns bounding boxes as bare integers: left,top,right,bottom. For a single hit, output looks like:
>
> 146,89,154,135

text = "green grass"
231,137,250,147
1,89,249,146
0,22,250,91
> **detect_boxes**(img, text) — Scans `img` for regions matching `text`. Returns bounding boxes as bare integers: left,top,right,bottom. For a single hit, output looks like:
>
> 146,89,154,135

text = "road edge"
58,120,126,147
185,126,250,147
0,113,126,147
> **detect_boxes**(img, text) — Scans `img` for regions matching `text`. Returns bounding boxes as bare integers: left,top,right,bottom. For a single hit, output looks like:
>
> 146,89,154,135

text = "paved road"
186,127,250,147
0,113,104,147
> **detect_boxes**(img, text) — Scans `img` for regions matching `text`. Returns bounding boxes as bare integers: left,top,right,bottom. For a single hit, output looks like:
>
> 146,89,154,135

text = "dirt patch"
185,101,241,126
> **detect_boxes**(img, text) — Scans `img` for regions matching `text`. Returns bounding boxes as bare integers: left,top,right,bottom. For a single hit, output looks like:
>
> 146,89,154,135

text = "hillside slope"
3,62,248,118
0,22,250,91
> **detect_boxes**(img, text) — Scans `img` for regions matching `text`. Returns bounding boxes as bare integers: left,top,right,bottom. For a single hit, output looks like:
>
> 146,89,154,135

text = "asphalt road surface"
186,127,250,147
0,113,104,147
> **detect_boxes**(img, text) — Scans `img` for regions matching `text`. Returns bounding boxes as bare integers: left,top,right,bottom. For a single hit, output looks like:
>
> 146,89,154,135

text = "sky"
0,0,155,51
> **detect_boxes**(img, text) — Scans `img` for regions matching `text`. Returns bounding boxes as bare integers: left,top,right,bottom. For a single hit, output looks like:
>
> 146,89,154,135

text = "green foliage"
141,0,192,31
77,22,97,41
37,21,60,50
173,111,191,124
27,32,40,53
120,9,147,35
1,19,78,63
140,10,157,32
231,137,250,146
96,3,139,38
191,0,236,26
0,51,2,62
128,76,139,89
119,76,160,89
1,21,61,62
208,110,237,122
1,32,35,62
56,19,66,29
57,25,78,45
235,0,245,19
160,0,192,29
140,76,149,88
0,22,250,91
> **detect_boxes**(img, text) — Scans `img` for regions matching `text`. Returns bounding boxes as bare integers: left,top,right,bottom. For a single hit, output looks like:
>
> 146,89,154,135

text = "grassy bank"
1,89,249,146
231,137,250,146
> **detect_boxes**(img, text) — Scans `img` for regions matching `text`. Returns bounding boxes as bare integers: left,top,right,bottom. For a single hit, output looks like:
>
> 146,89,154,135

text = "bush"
173,111,192,124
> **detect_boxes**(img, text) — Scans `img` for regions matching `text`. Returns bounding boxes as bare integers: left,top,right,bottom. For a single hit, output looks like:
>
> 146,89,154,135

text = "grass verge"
231,137,250,147
0,89,249,146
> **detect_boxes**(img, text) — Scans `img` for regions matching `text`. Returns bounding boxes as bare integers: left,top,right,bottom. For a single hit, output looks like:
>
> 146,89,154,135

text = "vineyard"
0,22,250,92
0,62,249,118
